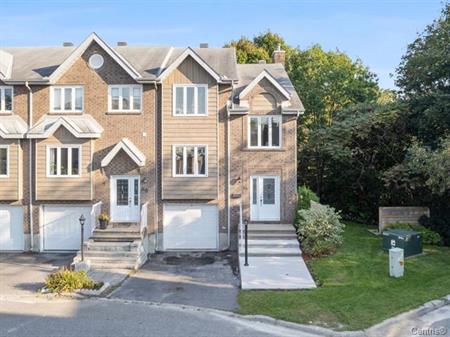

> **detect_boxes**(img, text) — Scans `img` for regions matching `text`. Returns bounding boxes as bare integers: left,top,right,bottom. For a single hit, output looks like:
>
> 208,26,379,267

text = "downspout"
227,83,235,249
25,81,33,251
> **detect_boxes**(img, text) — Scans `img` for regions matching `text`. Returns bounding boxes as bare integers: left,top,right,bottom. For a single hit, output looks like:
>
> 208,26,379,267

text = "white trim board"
48,33,141,84
101,138,146,167
239,70,291,100
158,47,221,82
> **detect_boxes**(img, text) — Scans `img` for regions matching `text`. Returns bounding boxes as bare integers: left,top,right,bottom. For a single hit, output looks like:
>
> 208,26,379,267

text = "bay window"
173,85,207,115
0,86,13,113
248,116,282,148
51,86,83,112
108,85,142,112
47,146,81,177
173,145,207,177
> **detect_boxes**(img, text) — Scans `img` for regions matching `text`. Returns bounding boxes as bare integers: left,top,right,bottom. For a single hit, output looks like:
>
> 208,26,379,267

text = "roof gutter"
3,79,50,85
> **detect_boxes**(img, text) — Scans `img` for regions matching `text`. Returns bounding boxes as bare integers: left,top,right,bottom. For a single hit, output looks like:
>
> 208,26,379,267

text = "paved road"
0,253,74,297
111,252,240,311
0,298,318,337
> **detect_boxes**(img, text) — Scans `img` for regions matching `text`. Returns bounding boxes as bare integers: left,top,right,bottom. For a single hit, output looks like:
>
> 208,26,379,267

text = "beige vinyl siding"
251,92,277,112
0,139,21,201
35,127,92,201
161,56,218,199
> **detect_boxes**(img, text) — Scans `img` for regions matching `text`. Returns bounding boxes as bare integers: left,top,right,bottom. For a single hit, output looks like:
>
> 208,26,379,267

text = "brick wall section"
230,78,298,228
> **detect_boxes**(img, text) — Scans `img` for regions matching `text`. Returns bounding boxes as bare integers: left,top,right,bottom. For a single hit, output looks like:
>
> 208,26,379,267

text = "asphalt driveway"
0,252,74,297
110,252,240,311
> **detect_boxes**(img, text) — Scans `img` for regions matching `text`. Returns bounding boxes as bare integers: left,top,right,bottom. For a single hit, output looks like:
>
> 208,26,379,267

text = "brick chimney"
272,44,285,66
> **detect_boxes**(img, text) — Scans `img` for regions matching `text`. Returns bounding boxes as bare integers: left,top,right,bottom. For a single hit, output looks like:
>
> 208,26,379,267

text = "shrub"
296,205,345,257
385,222,442,245
298,186,320,210
45,268,99,293
419,214,450,246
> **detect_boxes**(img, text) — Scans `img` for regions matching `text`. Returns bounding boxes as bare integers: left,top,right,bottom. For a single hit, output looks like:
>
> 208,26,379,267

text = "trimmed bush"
297,205,345,257
384,222,442,245
45,268,99,293
298,185,320,210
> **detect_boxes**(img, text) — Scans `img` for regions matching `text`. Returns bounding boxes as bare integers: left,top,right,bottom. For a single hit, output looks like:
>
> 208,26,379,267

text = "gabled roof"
0,115,28,139
101,138,146,167
235,64,305,113
48,33,141,83
238,69,291,100
157,47,222,82
0,50,13,80
27,115,103,139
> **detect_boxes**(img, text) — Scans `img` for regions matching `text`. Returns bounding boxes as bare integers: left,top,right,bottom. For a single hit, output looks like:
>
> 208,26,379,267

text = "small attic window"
89,54,104,70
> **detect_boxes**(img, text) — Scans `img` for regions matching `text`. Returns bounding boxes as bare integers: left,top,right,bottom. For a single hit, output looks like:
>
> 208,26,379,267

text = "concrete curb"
364,294,450,336
99,293,450,337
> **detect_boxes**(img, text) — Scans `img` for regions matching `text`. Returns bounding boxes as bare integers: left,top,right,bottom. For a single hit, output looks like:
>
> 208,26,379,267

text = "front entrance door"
250,176,280,221
111,176,140,222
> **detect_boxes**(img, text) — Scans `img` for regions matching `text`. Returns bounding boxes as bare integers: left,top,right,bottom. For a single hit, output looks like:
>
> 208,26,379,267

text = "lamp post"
79,214,86,262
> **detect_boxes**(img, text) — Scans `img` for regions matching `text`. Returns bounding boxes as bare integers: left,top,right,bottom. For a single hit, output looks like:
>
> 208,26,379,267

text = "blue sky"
2,0,445,88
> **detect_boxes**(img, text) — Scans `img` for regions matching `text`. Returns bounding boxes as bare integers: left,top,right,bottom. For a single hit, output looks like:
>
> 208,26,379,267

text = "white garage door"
0,206,24,251
163,204,218,250
43,206,91,251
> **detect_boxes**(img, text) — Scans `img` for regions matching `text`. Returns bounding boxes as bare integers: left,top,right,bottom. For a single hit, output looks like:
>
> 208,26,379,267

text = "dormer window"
51,86,83,113
173,84,207,116
0,86,13,113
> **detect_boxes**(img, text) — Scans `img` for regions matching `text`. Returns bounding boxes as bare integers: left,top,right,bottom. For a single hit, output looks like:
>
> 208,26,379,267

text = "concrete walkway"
239,256,316,290
239,224,316,290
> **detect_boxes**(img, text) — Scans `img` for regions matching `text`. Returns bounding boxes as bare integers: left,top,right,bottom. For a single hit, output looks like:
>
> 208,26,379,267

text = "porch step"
109,222,139,228
241,252,301,257
77,250,141,259
248,224,295,231
247,233,298,240
244,246,302,255
91,230,141,242
248,229,295,235
247,240,300,248
84,240,140,252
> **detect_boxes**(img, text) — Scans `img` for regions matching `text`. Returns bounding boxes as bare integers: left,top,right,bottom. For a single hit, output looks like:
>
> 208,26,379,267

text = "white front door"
111,176,140,222
250,176,280,221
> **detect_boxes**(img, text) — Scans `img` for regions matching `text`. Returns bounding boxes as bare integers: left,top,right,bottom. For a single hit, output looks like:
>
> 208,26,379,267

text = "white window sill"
0,112,13,115
106,111,143,115
244,147,285,152
48,111,84,115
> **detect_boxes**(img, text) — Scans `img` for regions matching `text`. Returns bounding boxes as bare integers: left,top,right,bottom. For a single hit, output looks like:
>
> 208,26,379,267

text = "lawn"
237,222,450,330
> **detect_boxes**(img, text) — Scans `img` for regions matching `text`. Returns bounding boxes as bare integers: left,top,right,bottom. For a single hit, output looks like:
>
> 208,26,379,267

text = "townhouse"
0,33,304,262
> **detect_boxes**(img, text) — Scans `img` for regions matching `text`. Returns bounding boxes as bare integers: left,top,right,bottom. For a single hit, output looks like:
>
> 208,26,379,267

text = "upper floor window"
173,145,207,177
0,86,13,113
47,146,81,177
248,116,282,148
51,86,83,112
173,85,207,116
108,85,142,112
0,146,8,177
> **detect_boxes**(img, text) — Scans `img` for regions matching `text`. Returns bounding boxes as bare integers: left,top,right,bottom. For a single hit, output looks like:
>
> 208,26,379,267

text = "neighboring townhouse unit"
0,33,304,264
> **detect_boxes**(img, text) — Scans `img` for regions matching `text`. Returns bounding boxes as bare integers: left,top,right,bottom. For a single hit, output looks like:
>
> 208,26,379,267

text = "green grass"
238,222,450,330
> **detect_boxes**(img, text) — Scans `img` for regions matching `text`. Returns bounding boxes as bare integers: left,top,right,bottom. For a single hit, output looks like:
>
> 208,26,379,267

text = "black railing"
244,219,249,266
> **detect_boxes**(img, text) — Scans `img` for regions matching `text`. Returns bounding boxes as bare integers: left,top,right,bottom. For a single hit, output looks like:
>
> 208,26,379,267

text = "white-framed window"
0,86,13,113
0,146,9,177
248,115,282,148
173,84,208,116
108,85,142,112
172,145,207,177
50,86,84,112
46,145,81,177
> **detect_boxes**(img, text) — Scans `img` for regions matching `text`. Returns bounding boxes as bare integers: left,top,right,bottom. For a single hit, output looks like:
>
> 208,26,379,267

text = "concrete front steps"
241,223,301,257
74,224,147,270
239,223,316,290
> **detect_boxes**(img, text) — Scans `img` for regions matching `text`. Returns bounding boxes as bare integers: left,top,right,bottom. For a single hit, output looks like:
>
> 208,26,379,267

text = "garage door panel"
163,204,218,250
43,206,91,251
0,207,24,251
